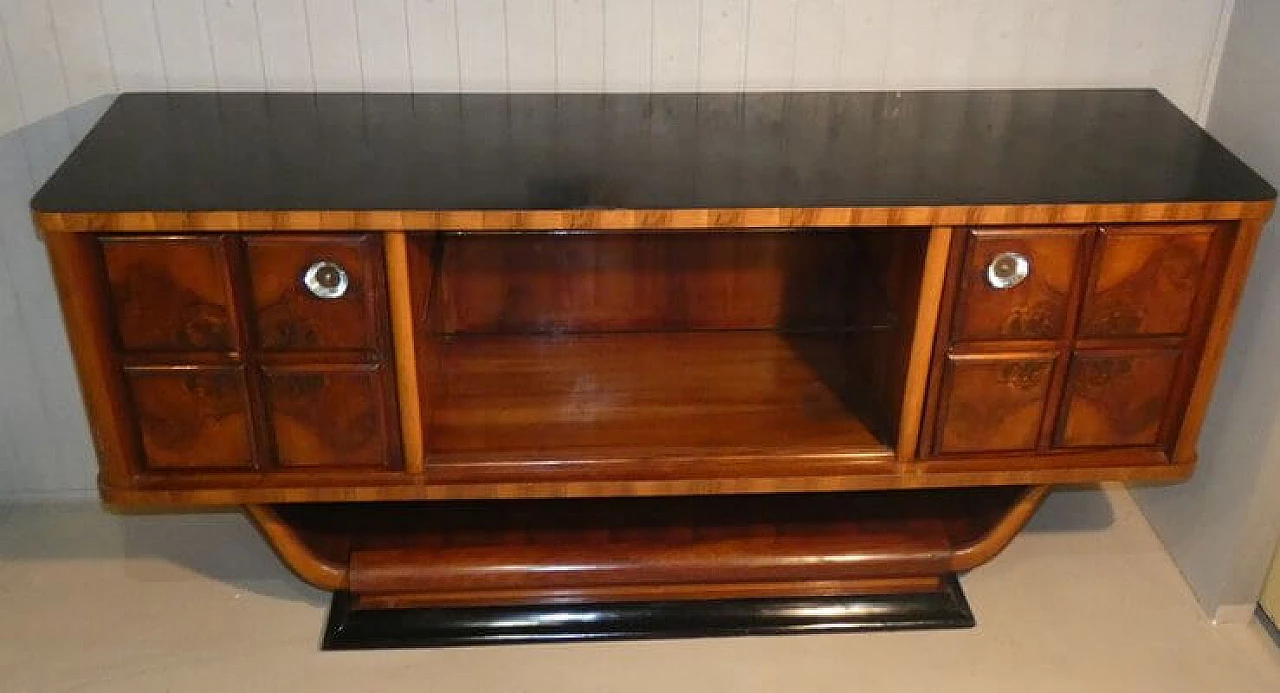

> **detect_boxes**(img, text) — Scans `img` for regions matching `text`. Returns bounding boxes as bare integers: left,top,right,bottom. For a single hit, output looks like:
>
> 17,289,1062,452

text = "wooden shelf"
425,332,894,478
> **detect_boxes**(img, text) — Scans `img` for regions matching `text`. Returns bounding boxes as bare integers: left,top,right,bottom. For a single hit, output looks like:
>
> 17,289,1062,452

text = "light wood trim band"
244,505,348,590
949,485,1052,571
355,577,942,608
384,233,424,473
33,200,1275,234
103,462,1191,506
897,226,953,461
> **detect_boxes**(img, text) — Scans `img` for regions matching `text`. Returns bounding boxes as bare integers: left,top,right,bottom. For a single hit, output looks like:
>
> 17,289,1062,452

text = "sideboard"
31,90,1275,647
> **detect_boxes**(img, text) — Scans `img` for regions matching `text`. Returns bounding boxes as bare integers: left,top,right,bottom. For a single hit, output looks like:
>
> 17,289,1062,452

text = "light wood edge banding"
354,577,944,608
384,232,424,473
949,485,1052,571
243,505,349,591
897,226,953,461
103,463,1190,506
1172,216,1271,462
32,201,1275,234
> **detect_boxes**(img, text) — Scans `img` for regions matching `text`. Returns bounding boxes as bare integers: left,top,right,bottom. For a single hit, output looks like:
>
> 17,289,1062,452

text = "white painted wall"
0,0,1239,496
1131,0,1280,621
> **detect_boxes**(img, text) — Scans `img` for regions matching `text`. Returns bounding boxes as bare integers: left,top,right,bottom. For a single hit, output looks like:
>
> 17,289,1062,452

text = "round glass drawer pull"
986,251,1031,290
303,260,349,299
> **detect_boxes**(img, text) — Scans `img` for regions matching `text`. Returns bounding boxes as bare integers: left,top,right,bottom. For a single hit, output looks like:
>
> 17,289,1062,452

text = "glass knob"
986,251,1030,290
303,260,349,299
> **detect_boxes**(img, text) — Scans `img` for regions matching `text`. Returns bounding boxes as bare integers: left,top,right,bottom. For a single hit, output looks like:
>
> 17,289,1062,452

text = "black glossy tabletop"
31,89,1275,213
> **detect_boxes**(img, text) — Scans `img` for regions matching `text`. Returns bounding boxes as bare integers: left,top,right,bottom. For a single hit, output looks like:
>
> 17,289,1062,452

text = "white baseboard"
1211,603,1258,625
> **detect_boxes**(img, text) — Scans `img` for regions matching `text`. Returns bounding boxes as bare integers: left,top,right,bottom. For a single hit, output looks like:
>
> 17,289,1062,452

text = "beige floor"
1,485,1278,693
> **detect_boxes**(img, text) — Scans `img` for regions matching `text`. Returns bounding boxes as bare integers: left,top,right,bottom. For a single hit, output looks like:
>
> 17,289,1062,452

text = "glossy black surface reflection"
32,90,1275,213
320,575,974,650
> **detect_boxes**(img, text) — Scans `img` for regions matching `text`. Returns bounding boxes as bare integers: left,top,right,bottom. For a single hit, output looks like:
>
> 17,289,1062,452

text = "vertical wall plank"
455,0,507,90
602,0,651,91
0,0,71,123
882,0,937,88
556,0,605,91
744,0,798,90
965,0,1029,87
699,0,748,91
100,0,167,90
1149,0,1228,111
153,0,216,91
1062,0,1112,88
256,0,314,90
0,128,94,494
0,249,31,487
838,0,891,87
205,0,265,89
406,0,461,90
792,0,842,89
1019,1,1073,86
0,14,24,133
506,0,556,91
306,0,363,89
651,0,700,90
355,0,412,91
48,0,117,105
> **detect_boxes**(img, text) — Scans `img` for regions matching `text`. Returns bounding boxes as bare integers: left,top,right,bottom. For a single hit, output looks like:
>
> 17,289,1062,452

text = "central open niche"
412,228,930,481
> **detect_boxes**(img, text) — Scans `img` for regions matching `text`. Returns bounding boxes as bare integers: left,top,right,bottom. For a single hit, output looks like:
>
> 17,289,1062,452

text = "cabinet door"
102,237,236,352
1079,225,1215,338
950,228,1085,342
124,366,254,470
932,353,1057,454
1057,349,1182,448
246,235,385,352
261,364,400,469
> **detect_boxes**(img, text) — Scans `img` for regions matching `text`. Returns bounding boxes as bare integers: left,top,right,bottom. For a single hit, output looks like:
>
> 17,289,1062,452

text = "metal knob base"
986,252,1030,290
303,260,349,299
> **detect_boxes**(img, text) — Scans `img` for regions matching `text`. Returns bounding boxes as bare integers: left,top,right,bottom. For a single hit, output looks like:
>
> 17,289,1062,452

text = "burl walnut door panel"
123,365,254,470
932,352,1057,455
950,228,1085,342
101,237,237,352
245,235,385,352
1079,225,1216,338
261,364,400,470
1057,349,1183,448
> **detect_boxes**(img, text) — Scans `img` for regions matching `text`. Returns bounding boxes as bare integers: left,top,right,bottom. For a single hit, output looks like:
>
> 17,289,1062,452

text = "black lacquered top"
31,89,1275,212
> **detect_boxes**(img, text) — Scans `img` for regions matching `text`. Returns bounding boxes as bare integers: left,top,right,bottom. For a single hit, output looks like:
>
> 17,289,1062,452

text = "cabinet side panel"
42,231,140,490
1173,218,1270,462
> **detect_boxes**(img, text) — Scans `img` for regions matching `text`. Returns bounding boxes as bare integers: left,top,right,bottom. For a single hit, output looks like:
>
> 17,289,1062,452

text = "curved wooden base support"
951,485,1052,571
244,504,349,591
247,485,1051,646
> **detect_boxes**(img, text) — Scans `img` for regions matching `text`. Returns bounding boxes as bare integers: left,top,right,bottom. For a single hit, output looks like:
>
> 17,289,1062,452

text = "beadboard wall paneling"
0,0,1236,497
0,0,1234,129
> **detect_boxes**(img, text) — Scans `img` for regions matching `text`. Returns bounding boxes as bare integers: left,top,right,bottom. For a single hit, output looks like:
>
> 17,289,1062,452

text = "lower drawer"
1055,348,1183,448
929,352,1057,455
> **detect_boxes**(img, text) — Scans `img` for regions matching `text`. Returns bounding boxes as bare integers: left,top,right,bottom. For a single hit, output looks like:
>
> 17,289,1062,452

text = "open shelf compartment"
410,228,930,481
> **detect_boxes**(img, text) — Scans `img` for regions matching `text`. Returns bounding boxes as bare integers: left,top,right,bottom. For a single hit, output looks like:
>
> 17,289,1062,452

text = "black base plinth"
321,574,974,650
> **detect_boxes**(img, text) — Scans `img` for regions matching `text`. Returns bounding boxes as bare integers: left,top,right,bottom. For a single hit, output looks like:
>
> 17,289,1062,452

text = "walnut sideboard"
31,90,1276,647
